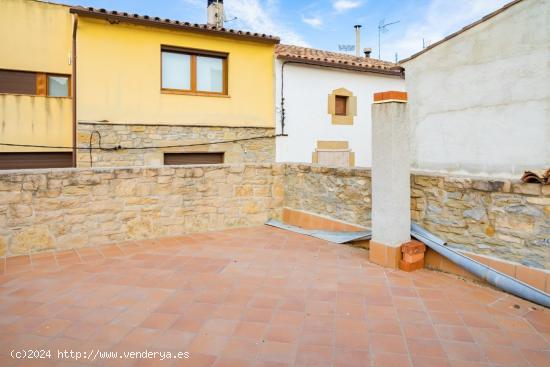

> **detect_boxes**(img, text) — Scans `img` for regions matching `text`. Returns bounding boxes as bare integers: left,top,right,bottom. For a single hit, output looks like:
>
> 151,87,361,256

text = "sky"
52,0,511,62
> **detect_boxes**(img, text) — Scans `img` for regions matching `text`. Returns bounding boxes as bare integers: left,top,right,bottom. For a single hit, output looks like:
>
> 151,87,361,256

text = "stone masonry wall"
284,164,549,269
411,174,550,269
0,164,284,257
1,162,548,269
284,164,372,227
77,123,275,168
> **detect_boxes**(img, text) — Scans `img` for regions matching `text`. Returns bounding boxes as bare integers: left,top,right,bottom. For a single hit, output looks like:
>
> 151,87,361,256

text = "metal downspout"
411,223,550,308
71,15,78,167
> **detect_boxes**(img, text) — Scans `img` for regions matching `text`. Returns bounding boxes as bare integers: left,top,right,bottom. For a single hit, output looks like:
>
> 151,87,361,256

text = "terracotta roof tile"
275,44,403,76
70,6,280,44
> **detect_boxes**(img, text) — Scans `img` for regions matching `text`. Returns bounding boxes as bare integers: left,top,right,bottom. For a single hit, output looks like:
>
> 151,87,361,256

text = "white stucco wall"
403,0,550,177
275,61,405,167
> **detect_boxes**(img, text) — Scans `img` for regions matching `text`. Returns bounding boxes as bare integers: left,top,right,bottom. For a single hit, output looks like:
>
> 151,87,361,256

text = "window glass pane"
196,56,223,93
162,52,191,90
47,76,69,97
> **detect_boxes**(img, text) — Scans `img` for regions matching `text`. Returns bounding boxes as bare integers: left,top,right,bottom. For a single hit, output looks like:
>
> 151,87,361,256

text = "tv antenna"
378,19,400,59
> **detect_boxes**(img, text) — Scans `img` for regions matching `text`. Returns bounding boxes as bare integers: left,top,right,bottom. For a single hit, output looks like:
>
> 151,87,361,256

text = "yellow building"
0,0,74,168
0,0,279,169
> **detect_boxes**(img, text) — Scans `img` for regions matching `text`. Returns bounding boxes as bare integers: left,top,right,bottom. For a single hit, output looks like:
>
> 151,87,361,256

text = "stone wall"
283,164,549,269
0,164,284,257
77,123,275,168
284,164,372,227
1,163,548,269
411,174,550,269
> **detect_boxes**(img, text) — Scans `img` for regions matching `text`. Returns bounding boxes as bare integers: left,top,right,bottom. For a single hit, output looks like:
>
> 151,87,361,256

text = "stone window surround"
327,88,357,125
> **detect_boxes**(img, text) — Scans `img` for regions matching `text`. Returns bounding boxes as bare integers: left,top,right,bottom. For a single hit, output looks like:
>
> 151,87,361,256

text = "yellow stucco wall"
0,0,73,152
0,95,72,152
77,18,276,128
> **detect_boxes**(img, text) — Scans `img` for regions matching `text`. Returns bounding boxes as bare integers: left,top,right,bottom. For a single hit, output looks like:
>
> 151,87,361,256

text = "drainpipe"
412,223,550,308
71,15,78,168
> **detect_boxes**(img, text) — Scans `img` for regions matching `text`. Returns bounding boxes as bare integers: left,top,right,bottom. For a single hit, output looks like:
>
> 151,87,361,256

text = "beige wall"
76,17,276,128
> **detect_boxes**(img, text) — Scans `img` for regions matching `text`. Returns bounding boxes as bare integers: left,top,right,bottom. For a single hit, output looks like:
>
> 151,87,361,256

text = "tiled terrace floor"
0,226,549,367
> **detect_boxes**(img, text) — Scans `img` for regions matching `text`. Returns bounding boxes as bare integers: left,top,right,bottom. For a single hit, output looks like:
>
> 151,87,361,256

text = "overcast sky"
52,0,511,61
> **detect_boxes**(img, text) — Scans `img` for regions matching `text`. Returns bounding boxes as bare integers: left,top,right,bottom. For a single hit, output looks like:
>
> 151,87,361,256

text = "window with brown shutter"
0,153,73,170
164,153,224,165
0,69,71,97
335,95,348,116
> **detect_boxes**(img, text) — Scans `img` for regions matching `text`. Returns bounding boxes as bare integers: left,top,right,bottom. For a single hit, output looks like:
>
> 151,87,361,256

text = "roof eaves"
399,0,524,64
69,6,280,45
277,55,404,77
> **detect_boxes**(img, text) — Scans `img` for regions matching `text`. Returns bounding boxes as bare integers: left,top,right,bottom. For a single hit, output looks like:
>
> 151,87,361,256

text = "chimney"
207,0,224,28
364,48,372,58
354,25,362,57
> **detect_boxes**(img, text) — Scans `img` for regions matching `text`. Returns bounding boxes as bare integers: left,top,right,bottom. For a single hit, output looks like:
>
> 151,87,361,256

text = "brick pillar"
369,91,411,269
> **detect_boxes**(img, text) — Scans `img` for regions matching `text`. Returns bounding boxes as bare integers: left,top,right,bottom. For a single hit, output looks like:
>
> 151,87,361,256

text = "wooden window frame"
0,69,71,98
44,74,72,98
161,46,229,97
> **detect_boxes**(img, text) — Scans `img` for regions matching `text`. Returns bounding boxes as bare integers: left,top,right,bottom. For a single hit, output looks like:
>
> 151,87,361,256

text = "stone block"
10,225,55,255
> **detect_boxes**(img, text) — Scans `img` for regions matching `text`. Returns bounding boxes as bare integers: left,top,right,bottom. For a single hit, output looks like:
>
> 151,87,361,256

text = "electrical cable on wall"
0,131,284,167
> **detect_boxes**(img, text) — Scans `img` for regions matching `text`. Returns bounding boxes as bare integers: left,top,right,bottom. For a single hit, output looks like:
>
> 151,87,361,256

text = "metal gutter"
411,223,550,308
71,14,78,167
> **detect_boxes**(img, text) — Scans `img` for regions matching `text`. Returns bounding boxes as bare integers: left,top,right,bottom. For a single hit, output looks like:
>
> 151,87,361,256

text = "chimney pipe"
207,0,224,28
354,25,362,57
364,48,372,58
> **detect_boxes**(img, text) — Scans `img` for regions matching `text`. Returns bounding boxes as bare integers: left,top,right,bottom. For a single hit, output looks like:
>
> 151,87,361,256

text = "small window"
164,152,224,165
335,95,348,116
161,46,227,95
0,69,70,97
47,75,70,97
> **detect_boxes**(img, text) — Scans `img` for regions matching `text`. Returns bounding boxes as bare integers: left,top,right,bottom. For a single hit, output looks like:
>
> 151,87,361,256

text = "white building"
401,0,550,178
275,45,405,167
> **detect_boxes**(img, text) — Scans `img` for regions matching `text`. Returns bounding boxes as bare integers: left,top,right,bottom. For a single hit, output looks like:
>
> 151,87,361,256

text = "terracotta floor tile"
32,318,73,337
233,321,267,340
441,341,486,362
140,312,179,330
259,341,297,364
411,356,451,367
333,349,370,367
299,330,332,347
370,334,408,355
265,326,299,343
406,338,446,359
220,337,261,360
152,329,195,350
123,327,162,347
372,353,411,367
401,323,438,340
200,319,238,336
295,344,332,367
481,345,528,366
189,334,229,355
435,325,474,343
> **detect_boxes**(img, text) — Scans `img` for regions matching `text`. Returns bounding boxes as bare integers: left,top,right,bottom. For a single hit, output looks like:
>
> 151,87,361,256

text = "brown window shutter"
164,153,224,165
0,153,73,170
0,69,37,95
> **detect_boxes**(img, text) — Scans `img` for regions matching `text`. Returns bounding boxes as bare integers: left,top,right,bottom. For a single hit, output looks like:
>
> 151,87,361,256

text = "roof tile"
275,44,403,76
